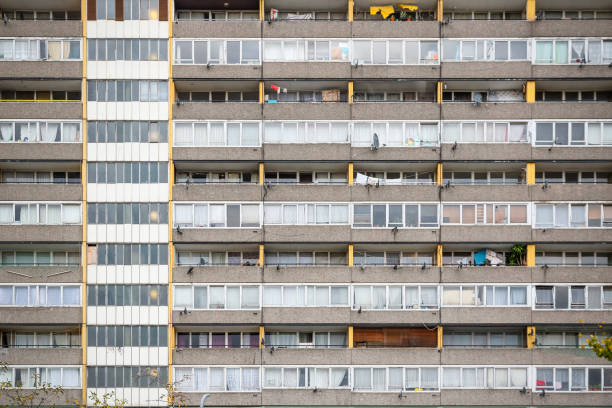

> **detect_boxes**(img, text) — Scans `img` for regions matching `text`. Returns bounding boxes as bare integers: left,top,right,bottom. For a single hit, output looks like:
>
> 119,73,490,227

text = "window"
87,366,167,388
96,0,115,20
535,285,610,310
172,367,258,392
443,39,528,61
87,285,168,306
124,0,159,20
174,121,260,146
173,285,260,310
352,203,438,228
262,285,349,307
173,203,261,228
87,162,168,184
88,325,167,347
262,203,348,225
0,203,81,225
441,285,527,307
88,39,167,61
442,121,528,144
87,80,168,102
0,38,81,61
536,367,611,392
0,121,81,143
0,285,81,306
353,285,438,310
442,367,527,389
535,203,611,228
535,38,612,64
175,39,260,65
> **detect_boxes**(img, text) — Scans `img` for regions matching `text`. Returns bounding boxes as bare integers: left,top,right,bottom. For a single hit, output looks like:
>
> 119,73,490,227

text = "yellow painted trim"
526,0,536,21
259,81,264,104
348,81,354,104
526,244,535,267
259,162,264,185
436,244,443,267
348,326,354,348
525,81,535,103
259,326,265,348
437,81,443,104
437,326,443,348
436,163,443,185
0,99,81,102
526,162,535,185
348,0,354,22
347,162,354,185
526,326,536,348
168,0,174,388
81,0,87,403
259,244,265,266
259,0,265,21
437,0,443,21
348,244,354,267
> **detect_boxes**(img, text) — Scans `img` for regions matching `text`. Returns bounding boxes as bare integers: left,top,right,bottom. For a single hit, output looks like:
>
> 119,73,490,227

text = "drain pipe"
199,394,210,408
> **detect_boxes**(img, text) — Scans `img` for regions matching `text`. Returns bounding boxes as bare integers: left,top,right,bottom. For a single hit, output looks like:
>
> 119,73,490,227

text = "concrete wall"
0,102,82,119
0,184,82,202
0,225,82,243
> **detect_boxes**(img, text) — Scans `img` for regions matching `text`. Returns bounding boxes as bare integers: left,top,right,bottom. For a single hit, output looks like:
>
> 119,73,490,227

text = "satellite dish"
473,92,483,107
371,133,380,151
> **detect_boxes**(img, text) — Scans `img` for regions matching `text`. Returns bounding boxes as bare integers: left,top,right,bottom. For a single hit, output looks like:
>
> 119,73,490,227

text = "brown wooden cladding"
115,0,124,21
354,327,437,347
87,0,97,20
159,0,168,21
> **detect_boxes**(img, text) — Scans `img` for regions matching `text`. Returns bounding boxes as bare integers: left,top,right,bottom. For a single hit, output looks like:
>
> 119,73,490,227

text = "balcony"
173,102,261,120
263,265,350,283
263,307,350,324
0,61,82,79
174,20,261,38
1,347,81,365
351,309,440,325
441,102,531,120
172,183,261,202
0,102,82,119
262,347,351,365
263,61,351,79
0,265,82,284
172,227,262,243
441,307,531,324
351,266,439,284
442,20,531,38
173,146,262,161
263,20,351,38
263,102,350,120
0,225,82,243
0,143,82,161
533,102,612,120
441,142,531,161
264,144,350,161
172,266,262,283
441,266,532,283
0,307,82,325
530,183,612,201
441,61,531,79
173,347,261,365
441,184,529,202
0,19,82,38
172,310,262,325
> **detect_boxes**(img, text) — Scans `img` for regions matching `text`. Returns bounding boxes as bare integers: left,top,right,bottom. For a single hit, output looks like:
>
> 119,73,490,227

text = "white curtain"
263,286,281,306
315,205,329,224
510,287,526,305
193,123,207,146
227,123,241,146
330,205,348,224
372,368,386,390
241,286,259,308
226,287,240,309
174,123,193,146
442,123,460,143
193,204,208,227
420,124,438,145
62,368,80,387
603,123,612,145
352,123,371,146
405,368,419,389
354,287,371,308
194,287,207,309
494,368,508,388
509,368,527,387
387,123,402,146
242,368,259,391
443,368,461,387
209,368,224,391
388,367,402,390
315,286,329,306
209,204,225,227
330,122,348,143
47,204,62,224
62,286,80,305
264,204,282,224
264,41,282,60
41,123,58,142
443,287,460,305
264,123,282,143
405,287,418,308
209,286,225,308
209,123,225,145
331,286,348,305
62,204,81,224
315,368,329,388
422,368,439,390
420,287,437,307
0,123,13,141
47,286,61,305
283,205,297,224
174,204,193,226
373,286,386,309
264,368,282,387
192,368,207,391
225,368,240,391
242,123,259,146
63,123,79,142
353,368,371,390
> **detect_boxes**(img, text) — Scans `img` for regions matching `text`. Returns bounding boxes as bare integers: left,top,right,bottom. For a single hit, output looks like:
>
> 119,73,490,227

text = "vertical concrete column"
437,0,444,21
348,0,354,21
525,81,536,103
526,326,536,348
259,244,265,266
526,244,535,267
436,163,443,185
259,162,265,184
259,0,265,21
259,326,265,348
437,81,443,104
526,163,536,185
80,0,88,402
259,81,265,104
348,326,354,348
436,244,443,267
348,81,354,104
437,326,443,349
348,162,354,185
526,0,536,21
348,244,354,266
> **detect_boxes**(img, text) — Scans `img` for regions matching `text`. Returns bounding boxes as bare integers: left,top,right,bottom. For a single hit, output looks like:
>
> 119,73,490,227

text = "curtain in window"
588,40,601,63
209,286,225,309
0,205,12,223
0,123,13,141
404,368,419,389
603,40,612,63
263,287,281,306
603,123,612,145
315,205,329,224
264,41,282,60
330,287,347,305
209,205,224,227
372,286,386,309
62,368,80,387
0,40,12,59
330,205,348,224
330,122,348,142
241,123,259,146
536,41,553,63
443,368,461,387
421,287,437,307
536,287,553,307
209,123,224,145
174,367,193,391
174,123,192,146
510,287,526,305
352,123,371,146
264,368,282,387
443,287,460,305
209,368,224,391
354,287,370,308
422,368,438,389
405,287,418,308
192,123,207,146
442,123,460,143
242,368,259,390
264,204,281,224
225,287,240,309
264,123,282,143
570,41,585,62
420,124,438,145
225,368,240,391
62,286,80,305
174,204,193,226
62,204,81,224
571,368,585,390
15,40,28,59
46,41,62,60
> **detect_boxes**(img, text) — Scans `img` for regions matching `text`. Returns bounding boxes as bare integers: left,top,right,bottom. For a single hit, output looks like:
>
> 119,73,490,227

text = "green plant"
0,362,65,408
586,334,612,361
506,244,526,266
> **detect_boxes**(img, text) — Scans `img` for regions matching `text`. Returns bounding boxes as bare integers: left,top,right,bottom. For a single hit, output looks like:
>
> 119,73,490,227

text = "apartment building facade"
0,0,611,406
